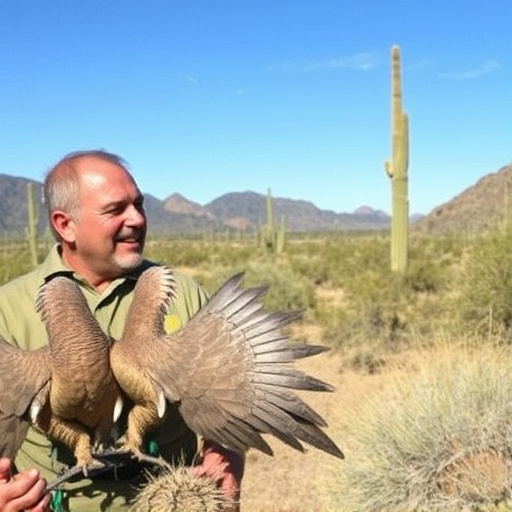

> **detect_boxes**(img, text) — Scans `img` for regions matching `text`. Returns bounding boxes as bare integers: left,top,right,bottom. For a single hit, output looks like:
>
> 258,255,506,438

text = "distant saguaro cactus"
385,45,409,273
276,214,286,254
260,188,286,255
26,182,39,268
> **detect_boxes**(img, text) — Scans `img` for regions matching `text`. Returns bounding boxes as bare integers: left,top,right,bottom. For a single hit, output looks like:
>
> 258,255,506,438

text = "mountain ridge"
3,161,511,237
413,163,512,234
0,173,390,236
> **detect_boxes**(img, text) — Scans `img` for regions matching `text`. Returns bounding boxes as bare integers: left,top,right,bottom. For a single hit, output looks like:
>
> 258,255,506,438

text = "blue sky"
0,1,510,215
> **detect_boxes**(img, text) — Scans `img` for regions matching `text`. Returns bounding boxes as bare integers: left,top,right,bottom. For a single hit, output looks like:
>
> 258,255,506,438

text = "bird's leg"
45,417,105,475
92,415,117,455
43,418,114,492
119,403,157,453
118,403,169,468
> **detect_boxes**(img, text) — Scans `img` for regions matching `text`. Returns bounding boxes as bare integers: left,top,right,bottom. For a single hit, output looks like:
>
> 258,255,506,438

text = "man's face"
69,158,147,279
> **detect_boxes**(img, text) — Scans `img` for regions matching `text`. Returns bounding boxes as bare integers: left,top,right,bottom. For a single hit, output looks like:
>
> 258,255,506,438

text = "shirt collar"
40,243,155,290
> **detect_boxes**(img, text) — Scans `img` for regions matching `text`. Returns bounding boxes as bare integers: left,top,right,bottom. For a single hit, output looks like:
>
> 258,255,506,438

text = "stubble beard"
113,229,146,271
114,252,144,271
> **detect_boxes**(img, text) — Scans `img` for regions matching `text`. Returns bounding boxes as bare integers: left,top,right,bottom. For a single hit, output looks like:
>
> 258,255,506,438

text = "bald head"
44,150,134,241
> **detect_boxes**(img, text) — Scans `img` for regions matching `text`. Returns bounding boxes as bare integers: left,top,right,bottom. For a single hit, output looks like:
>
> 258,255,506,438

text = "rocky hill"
4,162,512,238
0,175,47,236
0,174,390,237
204,192,389,232
413,163,512,234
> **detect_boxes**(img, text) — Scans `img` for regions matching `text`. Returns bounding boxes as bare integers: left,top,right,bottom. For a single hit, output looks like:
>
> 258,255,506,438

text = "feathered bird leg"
39,414,107,475
124,406,157,451
115,399,171,468
39,420,104,494
44,410,135,491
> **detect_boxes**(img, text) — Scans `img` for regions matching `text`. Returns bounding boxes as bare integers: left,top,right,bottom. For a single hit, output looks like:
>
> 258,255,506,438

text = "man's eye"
106,206,124,215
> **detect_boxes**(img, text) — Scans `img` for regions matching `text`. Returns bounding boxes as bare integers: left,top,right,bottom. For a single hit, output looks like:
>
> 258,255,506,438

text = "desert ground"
240,349,378,512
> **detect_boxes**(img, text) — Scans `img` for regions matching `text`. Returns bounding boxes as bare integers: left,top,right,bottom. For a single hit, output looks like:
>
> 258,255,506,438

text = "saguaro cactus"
385,45,409,273
260,188,286,255
26,181,39,268
276,214,286,254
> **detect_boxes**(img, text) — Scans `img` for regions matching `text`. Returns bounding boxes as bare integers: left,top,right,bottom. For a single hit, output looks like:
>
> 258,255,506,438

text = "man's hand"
192,440,245,510
0,458,50,512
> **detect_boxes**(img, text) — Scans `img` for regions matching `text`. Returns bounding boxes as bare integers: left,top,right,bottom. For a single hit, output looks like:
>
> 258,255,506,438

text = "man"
0,150,243,511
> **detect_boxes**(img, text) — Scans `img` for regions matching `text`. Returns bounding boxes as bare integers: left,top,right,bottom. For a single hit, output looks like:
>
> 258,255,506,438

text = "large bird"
0,267,342,490
111,266,343,461
0,276,123,473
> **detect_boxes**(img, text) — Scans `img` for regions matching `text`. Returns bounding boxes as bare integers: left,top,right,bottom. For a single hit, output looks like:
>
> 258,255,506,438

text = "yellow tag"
164,314,182,333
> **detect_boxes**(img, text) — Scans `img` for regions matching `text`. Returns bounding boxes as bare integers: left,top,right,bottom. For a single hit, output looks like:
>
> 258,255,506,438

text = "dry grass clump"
130,466,228,512
327,345,512,511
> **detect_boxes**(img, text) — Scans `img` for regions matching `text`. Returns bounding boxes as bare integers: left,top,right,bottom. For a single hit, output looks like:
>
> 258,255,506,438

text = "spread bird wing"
0,414,30,459
145,269,343,459
0,337,50,457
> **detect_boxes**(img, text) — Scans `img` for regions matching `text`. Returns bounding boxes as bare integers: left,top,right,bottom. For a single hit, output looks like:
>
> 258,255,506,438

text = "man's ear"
51,210,76,243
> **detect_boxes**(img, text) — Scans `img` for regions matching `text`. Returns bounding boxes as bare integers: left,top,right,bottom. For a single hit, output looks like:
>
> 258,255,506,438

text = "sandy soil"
239,349,382,512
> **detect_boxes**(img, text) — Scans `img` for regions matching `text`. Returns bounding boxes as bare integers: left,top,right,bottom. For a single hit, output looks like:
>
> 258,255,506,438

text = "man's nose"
125,204,146,226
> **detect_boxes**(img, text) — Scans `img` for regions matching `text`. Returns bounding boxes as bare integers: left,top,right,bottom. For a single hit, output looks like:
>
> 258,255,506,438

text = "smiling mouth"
119,238,140,245
116,234,142,247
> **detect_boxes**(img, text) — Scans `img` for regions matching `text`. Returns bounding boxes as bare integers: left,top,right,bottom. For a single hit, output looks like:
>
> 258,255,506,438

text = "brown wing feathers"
0,339,50,458
0,276,121,467
0,267,343,466
154,270,344,459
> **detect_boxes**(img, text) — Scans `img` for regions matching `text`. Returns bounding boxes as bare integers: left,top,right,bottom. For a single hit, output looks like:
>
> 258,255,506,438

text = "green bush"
145,239,215,268
315,233,463,361
204,261,315,314
319,274,411,361
0,240,39,284
459,227,512,342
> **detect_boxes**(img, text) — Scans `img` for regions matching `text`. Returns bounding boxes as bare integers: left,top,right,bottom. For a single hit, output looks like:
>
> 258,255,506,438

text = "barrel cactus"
130,466,228,512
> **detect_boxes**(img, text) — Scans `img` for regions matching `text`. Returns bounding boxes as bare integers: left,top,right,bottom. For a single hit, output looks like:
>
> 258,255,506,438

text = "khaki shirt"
0,245,209,511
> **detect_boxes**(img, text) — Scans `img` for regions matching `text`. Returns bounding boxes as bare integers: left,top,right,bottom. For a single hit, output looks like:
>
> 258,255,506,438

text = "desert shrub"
203,261,315,314
209,242,259,269
404,258,445,293
458,226,512,342
0,240,38,284
245,262,316,312
147,237,269,273
145,239,216,268
288,251,335,287
315,233,463,362
328,346,512,511
285,233,390,290
320,272,411,356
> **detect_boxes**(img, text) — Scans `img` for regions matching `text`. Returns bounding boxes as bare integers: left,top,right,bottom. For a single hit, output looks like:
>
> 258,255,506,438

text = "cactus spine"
26,182,39,267
385,45,409,273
